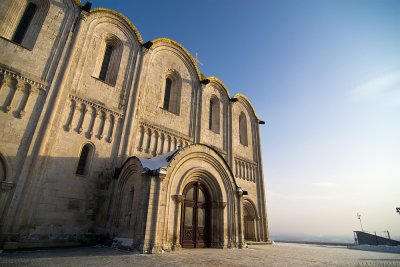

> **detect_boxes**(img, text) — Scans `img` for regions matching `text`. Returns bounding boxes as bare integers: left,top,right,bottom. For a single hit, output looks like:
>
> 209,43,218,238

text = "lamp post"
357,213,364,232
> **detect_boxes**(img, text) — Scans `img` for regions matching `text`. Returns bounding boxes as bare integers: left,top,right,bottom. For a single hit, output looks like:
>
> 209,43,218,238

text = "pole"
357,213,364,232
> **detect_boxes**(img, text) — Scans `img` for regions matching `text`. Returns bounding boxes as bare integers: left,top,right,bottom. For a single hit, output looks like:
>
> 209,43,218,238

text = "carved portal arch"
243,198,258,241
163,144,240,250
109,157,142,239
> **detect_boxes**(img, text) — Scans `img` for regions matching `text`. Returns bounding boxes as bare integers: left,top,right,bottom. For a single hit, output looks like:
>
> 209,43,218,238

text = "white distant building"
0,0,269,252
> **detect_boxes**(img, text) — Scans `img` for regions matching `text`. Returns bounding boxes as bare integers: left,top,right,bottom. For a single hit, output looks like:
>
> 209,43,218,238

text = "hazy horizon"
93,0,400,241
270,232,400,244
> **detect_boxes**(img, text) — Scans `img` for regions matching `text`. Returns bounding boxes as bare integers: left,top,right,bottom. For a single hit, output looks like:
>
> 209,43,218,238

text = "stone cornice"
69,94,124,118
139,121,192,143
0,67,47,93
234,156,257,166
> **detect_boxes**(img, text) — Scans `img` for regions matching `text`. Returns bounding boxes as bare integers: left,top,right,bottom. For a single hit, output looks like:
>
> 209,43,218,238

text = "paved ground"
0,243,399,267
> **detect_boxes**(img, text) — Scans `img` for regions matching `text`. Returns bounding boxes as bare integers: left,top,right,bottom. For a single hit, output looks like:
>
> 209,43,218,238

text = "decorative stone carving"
137,121,192,155
174,194,184,203
234,157,257,183
65,94,122,143
0,181,14,191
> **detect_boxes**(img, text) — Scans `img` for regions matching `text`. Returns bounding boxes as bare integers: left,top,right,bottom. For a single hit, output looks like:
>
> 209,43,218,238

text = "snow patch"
137,149,179,171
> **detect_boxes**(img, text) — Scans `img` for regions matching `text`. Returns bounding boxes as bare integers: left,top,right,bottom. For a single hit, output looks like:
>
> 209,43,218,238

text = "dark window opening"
99,44,114,81
209,100,213,130
209,97,220,133
76,144,90,175
163,78,172,111
12,3,37,44
0,158,6,181
239,112,248,146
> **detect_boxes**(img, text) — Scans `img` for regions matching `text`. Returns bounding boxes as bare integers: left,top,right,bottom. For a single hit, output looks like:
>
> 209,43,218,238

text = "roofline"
90,8,143,44
206,77,231,98
234,93,261,120
72,2,261,119
152,38,202,81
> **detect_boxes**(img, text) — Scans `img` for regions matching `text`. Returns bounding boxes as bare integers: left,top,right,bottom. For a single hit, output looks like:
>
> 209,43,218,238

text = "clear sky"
92,0,400,242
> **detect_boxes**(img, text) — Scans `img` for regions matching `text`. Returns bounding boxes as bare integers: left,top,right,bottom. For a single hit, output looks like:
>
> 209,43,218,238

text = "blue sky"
92,0,400,241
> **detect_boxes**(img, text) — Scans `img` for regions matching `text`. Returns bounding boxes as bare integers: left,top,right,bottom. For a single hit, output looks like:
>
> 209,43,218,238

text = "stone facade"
0,0,269,252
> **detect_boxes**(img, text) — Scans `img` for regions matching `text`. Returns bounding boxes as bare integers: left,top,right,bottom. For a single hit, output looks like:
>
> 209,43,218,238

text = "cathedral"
0,0,269,253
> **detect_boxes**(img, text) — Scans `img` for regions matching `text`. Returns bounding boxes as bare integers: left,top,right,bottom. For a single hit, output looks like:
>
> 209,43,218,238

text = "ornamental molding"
69,94,124,118
174,194,184,204
0,67,47,93
234,156,257,166
139,121,192,143
0,181,14,191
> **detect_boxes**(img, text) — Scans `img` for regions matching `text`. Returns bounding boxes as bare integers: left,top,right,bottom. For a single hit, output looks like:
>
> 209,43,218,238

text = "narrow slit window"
209,100,213,130
76,144,91,175
0,157,6,181
99,44,114,81
209,96,220,133
239,112,248,146
12,3,37,44
163,78,172,111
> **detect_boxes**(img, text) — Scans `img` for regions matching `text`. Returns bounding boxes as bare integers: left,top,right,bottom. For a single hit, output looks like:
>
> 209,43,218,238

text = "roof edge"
234,93,261,120
90,8,143,44
152,38,202,81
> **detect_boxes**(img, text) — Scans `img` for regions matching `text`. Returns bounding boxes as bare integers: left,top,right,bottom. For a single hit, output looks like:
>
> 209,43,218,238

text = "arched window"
12,2,37,44
0,156,6,181
76,144,94,175
97,36,123,86
163,78,173,110
99,44,114,81
162,72,181,115
239,112,248,146
0,0,49,49
209,96,220,133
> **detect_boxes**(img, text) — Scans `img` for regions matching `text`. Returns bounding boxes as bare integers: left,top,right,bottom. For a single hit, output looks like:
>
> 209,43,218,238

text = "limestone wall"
0,0,70,81
0,1,80,245
23,8,143,243
199,82,228,155
0,0,268,249
131,41,199,158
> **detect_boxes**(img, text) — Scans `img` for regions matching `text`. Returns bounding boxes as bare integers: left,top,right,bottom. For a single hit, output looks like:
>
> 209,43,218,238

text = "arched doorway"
181,182,210,248
243,200,257,241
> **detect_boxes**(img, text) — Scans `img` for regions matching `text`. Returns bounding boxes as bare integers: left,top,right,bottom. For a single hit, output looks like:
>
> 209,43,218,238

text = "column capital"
174,194,184,203
1,181,14,191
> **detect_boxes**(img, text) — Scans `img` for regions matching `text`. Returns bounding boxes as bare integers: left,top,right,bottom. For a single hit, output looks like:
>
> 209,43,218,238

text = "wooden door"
181,183,209,248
